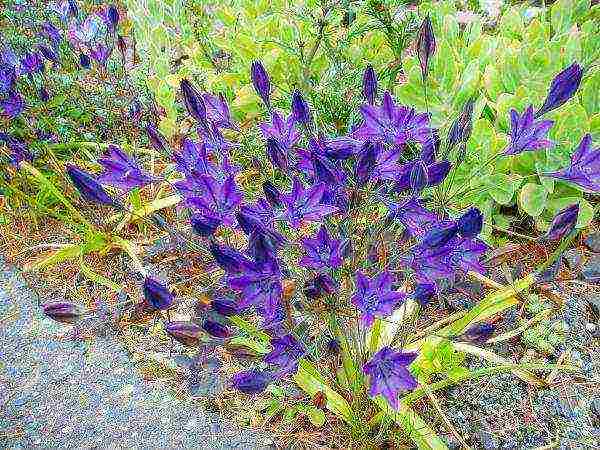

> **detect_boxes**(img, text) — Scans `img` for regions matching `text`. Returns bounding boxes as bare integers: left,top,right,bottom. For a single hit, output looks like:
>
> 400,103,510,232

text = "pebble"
581,256,600,283
586,322,597,333
584,233,600,253
562,248,583,269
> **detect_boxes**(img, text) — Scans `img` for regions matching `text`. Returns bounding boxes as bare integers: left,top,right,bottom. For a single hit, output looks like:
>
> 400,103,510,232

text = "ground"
0,257,273,450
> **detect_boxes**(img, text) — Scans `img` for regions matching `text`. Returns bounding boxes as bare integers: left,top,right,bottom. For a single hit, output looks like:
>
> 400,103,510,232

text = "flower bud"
145,123,168,155
410,160,428,194
262,180,282,207
355,141,379,185
79,53,90,69
165,321,203,346
143,277,174,310
545,203,579,241
416,16,436,82
421,223,459,248
190,213,221,237
327,338,340,355
461,323,495,344
211,297,238,316
42,302,82,323
291,90,311,125
202,319,231,338
457,207,483,238
180,79,207,124
231,369,271,394
362,65,377,105
38,45,58,64
66,164,114,206
536,62,583,118
265,138,287,170
107,5,119,31
209,242,249,273
251,60,270,107
413,282,436,306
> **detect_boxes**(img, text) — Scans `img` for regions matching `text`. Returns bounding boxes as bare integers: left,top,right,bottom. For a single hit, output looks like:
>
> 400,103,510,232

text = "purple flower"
211,297,238,316
536,62,583,118
0,133,32,165
351,271,405,327
143,278,174,310
363,347,418,410
89,44,112,67
66,164,114,205
202,93,237,130
547,134,600,192
50,1,73,21
68,15,100,47
79,53,91,69
190,213,221,237
165,321,203,346
146,123,168,154
232,369,272,394
363,65,377,105
180,79,207,124
264,334,305,376
259,110,301,152
413,282,436,306
42,302,83,323
251,60,271,107
227,261,282,319
300,226,343,270
0,65,16,94
291,90,311,125
416,16,436,82
97,145,156,192
386,197,438,237
179,175,241,226
504,105,554,155
327,338,340,355
202,319,231,338
545,203,579,241
281,178,338,228
20,52,44,74
457,207,483,238
352,91,432,146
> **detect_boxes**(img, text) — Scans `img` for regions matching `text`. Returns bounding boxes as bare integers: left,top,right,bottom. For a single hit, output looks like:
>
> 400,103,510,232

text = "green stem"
536,228,579,275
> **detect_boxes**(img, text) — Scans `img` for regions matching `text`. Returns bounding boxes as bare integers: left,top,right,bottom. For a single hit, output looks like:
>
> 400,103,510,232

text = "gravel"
0,258,272,449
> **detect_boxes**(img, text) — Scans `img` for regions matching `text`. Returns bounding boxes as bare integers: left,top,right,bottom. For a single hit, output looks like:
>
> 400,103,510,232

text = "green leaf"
372,397,448,450
293,359,358,426
480,173,520,205
519,183,548,217
305,406,326,427
80,259,122,292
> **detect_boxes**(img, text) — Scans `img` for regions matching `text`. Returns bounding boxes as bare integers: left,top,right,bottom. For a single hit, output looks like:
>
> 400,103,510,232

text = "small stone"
476,431,500,450
584,233,600,253
591,398,600,419
587,297,600,316
184,418,198,430
562,248,583,269
580,256,600,283
586,322,597,333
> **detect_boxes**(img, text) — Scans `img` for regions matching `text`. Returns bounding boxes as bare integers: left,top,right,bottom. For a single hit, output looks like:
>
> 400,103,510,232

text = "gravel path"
0,259,271,450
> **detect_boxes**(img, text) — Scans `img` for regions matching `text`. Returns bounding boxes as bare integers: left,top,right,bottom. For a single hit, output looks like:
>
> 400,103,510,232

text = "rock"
586,322,597,333
591,398,600,420
580,256,600,283
587,297,600,316
563,248,583,269
584,233,600,253
476,431,500,450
